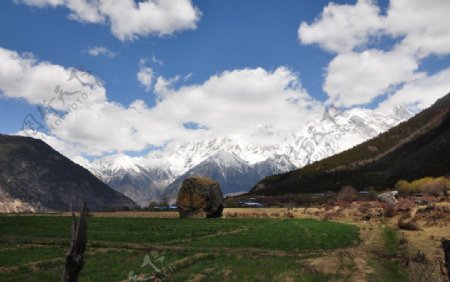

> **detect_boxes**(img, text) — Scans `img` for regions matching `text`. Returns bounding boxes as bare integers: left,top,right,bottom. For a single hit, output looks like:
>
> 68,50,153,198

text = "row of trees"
146,198,170,210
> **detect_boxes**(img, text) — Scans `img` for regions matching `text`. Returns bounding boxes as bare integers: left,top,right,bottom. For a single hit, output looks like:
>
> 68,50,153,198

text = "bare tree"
443,240,450,281
61,201,88,282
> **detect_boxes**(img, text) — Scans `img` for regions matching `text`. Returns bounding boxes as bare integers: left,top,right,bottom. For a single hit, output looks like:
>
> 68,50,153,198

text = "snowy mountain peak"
206,151,247,167
96,154,139,170
88,154,144,180
85,105,414,204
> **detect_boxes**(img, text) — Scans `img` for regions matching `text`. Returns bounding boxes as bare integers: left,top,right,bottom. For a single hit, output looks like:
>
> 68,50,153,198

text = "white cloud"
48,67,322,156
153,75,182,100
137,60,154,92
16,0,64,7
15,0,202,41
46,101,182,156
65,0,104,23
378,68,450,112
85,46,116,58
151,55,164,66
1,46,322,157
298,0,383,53
0,47,106,110
299,0,450,108
386,0,450,58
324,48,422,107
152,67,322,136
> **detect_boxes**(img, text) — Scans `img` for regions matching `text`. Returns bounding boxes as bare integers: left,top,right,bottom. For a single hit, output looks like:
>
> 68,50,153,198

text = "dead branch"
61,201,89,282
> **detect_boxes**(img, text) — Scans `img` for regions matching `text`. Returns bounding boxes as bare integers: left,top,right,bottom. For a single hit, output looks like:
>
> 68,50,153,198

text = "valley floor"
0,205,449,281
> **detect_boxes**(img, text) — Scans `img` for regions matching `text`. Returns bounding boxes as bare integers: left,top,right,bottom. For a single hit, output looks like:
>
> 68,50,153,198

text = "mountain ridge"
250,92,450,195
0,134,138,212
86,105,413,204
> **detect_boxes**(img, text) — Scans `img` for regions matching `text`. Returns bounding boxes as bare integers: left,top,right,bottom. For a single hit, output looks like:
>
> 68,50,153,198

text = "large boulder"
176,176,224,218
377,191,398,206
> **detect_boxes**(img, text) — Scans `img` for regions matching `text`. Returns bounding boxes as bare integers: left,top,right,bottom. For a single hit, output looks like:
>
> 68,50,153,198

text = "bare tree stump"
61,202,88,282
443,240,450,281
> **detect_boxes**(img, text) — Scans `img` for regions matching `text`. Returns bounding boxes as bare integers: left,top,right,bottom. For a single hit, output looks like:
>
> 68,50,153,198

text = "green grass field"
0,215,360,281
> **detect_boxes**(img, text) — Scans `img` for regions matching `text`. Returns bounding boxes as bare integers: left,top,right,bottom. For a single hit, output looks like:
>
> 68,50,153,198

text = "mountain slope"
88,155,175,207
0,135,137,212
86,105,412,203
251,93,450,195
161,151,296,199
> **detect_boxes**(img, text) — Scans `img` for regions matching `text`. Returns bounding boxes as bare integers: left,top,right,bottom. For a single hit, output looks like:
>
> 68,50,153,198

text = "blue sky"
0,0,334,132
0,0,449,160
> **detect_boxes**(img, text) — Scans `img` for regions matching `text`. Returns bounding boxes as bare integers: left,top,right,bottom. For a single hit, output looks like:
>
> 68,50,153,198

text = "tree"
61,202,88,282
160,197,169,207
147,201,158,210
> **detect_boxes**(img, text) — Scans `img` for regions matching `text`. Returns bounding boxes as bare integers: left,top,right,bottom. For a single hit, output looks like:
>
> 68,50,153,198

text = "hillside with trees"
250,93,450,195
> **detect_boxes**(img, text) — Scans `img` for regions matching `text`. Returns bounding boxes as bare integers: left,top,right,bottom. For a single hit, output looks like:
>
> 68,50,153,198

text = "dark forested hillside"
251,93,450,195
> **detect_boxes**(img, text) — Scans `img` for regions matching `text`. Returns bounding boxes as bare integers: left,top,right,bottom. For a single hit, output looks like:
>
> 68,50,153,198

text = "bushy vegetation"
396,176,450,195
336,186,358,203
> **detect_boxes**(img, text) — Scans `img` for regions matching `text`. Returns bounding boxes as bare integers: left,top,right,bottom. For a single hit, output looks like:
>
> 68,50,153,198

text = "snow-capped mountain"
85,106,413,206
160,151,296,199
89,154,144,181
87,155,175,207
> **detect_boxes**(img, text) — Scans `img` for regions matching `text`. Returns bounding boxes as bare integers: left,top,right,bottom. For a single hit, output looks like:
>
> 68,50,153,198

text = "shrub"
336,186,358,203
383,204,397,218
368,189,378,200
396,176,450,195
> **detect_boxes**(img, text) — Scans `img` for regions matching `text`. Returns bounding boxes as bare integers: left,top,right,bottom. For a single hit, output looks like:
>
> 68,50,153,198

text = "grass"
0,246,63,267
382,227,401,257
166,253,333,282
188,219,359,251
368,259,408,282
367,227,408,282
0,215,360,281
0,216,358,250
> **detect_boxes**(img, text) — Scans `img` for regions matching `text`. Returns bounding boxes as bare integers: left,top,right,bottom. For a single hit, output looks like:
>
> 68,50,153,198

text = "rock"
377,191,398,206
415,198,429,205
367,145,379,152
176,176,224,218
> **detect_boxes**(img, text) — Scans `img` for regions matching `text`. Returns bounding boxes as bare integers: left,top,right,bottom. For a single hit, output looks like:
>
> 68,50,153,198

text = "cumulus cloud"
377,68,450,112
85,46,116,58
385,0,450,58
1,47,322,157
298,0,383,53
152,67,321,136
324,48,422,107
0,47,106,110
15,0,202,41
52,67,321,156
137,59,154,92
299,0,450,108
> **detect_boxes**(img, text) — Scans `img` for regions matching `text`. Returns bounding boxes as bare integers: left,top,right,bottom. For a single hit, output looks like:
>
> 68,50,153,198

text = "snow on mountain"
89,154,143,180
160,151,291,199
84,106,414,205
87,154,175,207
